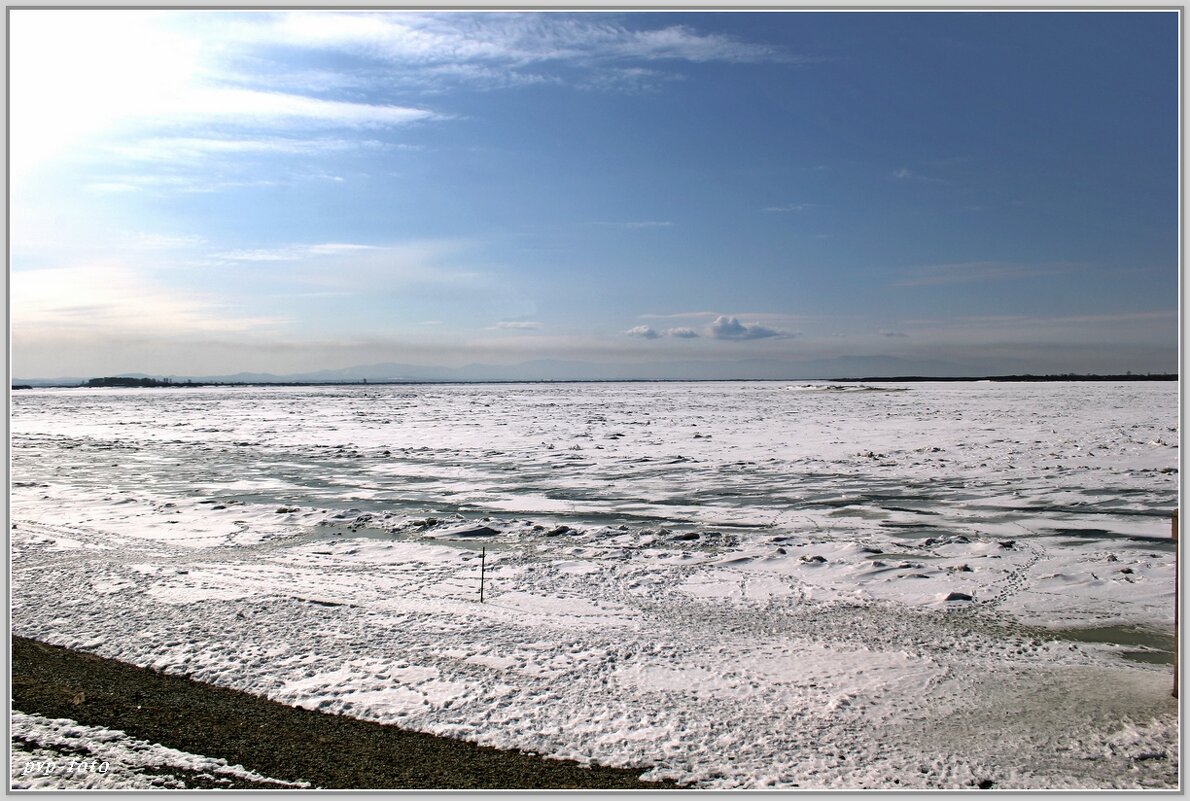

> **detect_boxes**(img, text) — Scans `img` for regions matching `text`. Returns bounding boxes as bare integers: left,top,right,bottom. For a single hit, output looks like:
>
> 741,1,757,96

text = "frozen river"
9,381,1180,788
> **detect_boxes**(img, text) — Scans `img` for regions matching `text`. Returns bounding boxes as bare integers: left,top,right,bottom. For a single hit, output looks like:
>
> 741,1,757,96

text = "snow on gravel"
9,381,1180,789
9,711,306,789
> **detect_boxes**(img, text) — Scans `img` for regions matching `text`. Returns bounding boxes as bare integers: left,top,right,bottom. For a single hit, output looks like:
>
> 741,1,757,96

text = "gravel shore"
11,636,680,790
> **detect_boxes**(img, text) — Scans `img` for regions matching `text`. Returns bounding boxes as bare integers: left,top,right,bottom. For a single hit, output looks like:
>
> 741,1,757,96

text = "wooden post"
480,546,486,604
1174,509,1179,698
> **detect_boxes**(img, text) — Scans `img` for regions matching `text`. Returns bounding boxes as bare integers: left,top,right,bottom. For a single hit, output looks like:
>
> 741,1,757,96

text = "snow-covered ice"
9,381,1180,788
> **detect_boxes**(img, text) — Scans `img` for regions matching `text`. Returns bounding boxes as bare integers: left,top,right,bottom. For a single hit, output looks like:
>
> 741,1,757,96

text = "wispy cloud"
879,310,1176,357
1044,310,1176,325
609,22,792,63
12,263,285,338
83,182,144,195
903,310,1175,329
214,243,378,262
638,310,724,320
11,11,441,183
665,327,700,338
763,203,815,213
85,174,283,195
108,136,389,164
413,62,560,92
154,87,437,129
893,261,1077,287
83,165,354,196
591,220,674,229
201,12,808,102
91,134,408,198
492,320,542,330
14,10,804,190
890,167,949,184
250,12,793,68
205,239,494,298
580,66,685,94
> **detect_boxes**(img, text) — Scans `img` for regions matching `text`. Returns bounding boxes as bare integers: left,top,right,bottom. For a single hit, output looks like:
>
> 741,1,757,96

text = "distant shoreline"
12,373,1179,389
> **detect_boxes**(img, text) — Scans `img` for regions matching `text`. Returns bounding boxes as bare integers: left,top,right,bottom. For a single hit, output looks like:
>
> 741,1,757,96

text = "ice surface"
9,381,1179,788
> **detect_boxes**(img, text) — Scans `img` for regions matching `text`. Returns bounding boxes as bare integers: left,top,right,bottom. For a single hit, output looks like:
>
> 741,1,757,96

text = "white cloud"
492,321,542,330
626,325,704,340
638,312,808,340
763,203,815,213
625,325,660,339
707,315,791,341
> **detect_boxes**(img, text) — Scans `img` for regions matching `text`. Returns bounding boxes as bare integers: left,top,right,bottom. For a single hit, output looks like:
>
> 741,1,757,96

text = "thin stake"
480,546,486,603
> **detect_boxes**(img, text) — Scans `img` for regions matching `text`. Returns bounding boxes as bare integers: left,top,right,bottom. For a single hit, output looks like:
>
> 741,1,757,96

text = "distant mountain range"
12,355,1175,387
14,355,969,386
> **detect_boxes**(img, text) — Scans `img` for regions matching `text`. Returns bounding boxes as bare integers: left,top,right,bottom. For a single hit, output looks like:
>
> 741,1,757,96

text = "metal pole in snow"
480,546,486,603
1174,509,1179,698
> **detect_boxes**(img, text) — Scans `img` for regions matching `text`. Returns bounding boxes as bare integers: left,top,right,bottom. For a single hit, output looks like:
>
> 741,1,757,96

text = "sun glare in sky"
9,9,1179,379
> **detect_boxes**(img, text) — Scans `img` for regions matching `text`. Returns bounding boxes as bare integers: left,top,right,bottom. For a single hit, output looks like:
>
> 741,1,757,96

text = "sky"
9,9,1181,379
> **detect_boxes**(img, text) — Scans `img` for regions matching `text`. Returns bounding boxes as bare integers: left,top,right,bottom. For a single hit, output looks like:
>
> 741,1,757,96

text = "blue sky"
10,10,1179,378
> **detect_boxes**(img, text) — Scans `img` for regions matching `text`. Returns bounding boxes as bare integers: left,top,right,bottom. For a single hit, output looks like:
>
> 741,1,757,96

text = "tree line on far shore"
7,373,1178,391
83,377,200,388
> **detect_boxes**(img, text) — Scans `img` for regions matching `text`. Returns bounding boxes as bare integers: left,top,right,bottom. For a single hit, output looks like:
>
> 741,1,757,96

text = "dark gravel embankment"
11,636,681,789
